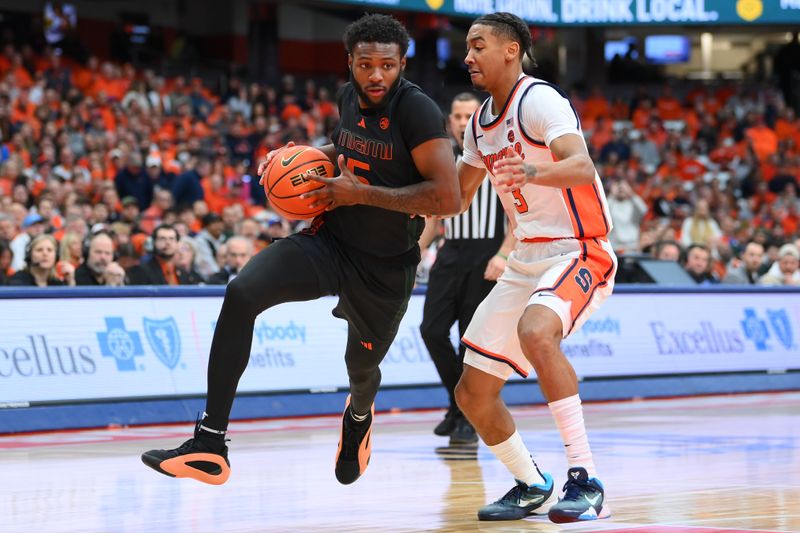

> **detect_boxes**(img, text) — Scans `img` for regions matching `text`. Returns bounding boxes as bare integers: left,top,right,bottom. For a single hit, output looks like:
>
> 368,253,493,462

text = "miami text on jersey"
337,128,393,160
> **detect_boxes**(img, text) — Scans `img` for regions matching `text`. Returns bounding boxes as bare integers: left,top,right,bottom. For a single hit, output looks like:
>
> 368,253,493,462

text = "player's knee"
347,364,381,389
454,380,472,413
517,320,561,363
224,277,260,316
454,375,492,415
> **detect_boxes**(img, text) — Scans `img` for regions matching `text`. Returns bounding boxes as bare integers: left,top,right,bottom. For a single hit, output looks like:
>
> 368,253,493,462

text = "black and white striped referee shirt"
444,153,506,243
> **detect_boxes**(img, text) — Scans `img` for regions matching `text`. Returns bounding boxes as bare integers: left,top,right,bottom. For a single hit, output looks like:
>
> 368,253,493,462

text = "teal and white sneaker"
477,472,556,521
548,467,611,523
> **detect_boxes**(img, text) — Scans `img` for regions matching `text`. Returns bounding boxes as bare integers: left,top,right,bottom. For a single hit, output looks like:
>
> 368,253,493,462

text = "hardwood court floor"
2,392,799,533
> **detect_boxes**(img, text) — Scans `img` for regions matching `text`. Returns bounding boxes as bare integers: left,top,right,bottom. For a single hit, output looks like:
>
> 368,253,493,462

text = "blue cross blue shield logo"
741,308,769,351
143,317,181,369
97,317,144,371
767,309,793,350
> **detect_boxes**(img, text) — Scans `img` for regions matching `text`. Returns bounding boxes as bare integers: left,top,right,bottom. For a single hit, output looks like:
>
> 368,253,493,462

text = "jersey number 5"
511,189,529,214
346,156,371,185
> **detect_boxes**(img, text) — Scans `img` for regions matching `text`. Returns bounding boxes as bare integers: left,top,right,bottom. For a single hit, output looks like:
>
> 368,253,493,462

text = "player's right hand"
258,141,295,185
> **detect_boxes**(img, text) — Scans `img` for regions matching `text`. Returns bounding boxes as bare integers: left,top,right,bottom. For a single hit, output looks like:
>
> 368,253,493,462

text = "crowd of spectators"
0,41,332,287
0,38,798,288
581,83,800,285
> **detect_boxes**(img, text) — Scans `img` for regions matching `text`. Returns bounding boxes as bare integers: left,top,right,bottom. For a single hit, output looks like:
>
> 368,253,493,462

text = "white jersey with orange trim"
461,75,613,241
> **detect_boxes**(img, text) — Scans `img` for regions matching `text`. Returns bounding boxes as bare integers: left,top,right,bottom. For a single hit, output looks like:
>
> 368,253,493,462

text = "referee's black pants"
420,242,497,412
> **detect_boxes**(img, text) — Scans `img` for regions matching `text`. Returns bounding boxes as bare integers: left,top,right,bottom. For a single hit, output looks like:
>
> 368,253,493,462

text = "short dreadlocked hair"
473,12,538,70
343,13,410,57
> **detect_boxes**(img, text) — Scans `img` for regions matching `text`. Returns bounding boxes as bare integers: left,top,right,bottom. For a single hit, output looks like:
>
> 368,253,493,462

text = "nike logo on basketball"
281,151,304,167
584,494,601,506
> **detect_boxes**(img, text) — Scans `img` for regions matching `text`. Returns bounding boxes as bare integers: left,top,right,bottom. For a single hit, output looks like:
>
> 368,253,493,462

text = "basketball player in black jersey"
141,14,459,487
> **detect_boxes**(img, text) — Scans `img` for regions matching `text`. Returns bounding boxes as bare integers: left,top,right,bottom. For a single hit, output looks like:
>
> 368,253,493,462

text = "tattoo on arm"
524,163,537,179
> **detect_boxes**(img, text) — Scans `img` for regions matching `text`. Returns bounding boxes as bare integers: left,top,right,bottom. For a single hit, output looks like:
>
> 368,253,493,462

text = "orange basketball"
263,145,335,220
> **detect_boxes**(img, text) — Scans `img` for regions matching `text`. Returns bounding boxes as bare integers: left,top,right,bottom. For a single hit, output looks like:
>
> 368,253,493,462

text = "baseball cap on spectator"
23,213,44,228
778,244,800,260
121,196,139,208
146,155,162,168
110,148,124,160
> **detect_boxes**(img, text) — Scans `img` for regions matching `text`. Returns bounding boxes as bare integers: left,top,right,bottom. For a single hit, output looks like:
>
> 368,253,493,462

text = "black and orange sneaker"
334,395,374,485
141,419,230,486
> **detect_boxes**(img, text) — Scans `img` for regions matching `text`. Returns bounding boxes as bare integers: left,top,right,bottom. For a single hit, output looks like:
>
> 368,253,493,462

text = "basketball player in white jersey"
453,12,616,524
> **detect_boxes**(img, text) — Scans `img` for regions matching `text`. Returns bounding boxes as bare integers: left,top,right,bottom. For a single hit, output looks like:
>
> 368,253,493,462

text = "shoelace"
561,478,595,502
496,482,527,504
174,437,199,455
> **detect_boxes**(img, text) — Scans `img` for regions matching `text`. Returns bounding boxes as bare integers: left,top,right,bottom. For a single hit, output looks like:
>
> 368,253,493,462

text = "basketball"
263,145,335,220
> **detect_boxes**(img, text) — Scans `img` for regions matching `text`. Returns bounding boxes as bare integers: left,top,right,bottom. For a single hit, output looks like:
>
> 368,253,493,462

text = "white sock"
548,394,597,477
487,431,546,487
199,412,226,435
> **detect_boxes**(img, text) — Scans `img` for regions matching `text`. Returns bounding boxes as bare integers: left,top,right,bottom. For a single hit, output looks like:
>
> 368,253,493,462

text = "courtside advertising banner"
0,292,798,404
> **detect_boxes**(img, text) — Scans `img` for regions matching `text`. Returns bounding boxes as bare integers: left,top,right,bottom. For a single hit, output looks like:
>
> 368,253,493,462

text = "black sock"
349,407,370,423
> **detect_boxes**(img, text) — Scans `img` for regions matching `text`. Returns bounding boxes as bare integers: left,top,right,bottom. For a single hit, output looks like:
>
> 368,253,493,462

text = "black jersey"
326,78,448,259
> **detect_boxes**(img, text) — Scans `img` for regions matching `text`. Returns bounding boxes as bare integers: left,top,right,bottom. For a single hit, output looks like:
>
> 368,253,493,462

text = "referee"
419,92,515,445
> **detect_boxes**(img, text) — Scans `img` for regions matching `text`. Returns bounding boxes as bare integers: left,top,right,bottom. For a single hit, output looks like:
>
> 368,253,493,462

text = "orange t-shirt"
584,96,610,120
746,126,778,161
656,97,682,121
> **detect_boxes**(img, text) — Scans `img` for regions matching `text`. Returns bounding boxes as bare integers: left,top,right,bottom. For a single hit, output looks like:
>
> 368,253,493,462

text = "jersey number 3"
511,189,529,214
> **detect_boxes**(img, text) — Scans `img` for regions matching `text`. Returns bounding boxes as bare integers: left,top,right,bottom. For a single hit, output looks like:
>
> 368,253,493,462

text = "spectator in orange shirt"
746,114,778,162
280,93,303,122
583,86,610,120
11,89,35,125
678,146,708,181
72,55,100,94
9,53,33,89
315,87,337,120
202,172,232,215
656,152,681,179
589,115,613,153
775,108,798,141
656,86,682,121
609,96,630,121
632,98,654,130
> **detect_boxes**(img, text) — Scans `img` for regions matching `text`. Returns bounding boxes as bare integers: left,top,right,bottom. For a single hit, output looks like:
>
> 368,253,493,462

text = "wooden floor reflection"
2,392,799,533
